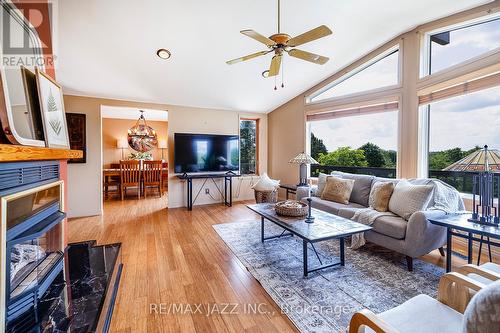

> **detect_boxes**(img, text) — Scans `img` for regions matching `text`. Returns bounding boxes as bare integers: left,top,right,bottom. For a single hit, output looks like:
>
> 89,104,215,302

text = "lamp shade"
117,138,128,149
158,139,168,149
443,145,500,172
288,152,318,165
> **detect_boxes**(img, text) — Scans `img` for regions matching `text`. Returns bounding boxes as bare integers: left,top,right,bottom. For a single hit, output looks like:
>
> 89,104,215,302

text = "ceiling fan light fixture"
156,48,171,59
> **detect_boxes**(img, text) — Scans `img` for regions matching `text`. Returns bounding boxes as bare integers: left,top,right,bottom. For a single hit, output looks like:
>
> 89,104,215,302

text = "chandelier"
127,110,158,152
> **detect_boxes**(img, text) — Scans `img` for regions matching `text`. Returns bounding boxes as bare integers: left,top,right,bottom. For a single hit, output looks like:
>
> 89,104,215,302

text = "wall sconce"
117,138,128,160
158,139,167,160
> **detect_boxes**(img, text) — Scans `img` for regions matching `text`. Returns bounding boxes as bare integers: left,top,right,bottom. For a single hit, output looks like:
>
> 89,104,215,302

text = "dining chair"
120,160,142,200
143,160,163,198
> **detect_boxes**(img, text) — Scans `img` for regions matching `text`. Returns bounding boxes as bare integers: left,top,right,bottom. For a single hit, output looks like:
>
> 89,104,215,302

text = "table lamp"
289,152,318,187
117,138,128,159
158,139,167,160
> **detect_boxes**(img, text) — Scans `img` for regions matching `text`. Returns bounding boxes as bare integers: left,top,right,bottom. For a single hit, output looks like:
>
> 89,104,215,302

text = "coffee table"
247,203,372,277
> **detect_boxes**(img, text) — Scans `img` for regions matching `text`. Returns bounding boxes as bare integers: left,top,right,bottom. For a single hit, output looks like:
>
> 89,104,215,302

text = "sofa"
296,172,459,271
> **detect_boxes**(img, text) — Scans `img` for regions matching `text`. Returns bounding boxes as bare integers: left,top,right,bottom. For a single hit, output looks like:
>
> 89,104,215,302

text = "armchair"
348,268,495,333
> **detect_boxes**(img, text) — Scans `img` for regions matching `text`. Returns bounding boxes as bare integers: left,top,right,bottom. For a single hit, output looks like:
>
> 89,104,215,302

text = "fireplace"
0,162,65,326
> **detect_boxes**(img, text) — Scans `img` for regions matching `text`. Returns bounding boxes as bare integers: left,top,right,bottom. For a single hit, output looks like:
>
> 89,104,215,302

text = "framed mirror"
0,0,46,146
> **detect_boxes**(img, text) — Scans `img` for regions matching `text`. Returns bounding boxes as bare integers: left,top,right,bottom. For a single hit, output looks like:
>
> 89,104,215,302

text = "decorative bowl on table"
275,200,308,217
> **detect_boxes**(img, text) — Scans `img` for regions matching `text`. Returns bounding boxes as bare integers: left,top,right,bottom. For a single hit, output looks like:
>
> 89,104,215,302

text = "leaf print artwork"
49,118,62,135
47,89,58,113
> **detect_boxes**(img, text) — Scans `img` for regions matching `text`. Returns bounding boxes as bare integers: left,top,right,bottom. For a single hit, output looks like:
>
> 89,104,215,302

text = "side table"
429,214,500,272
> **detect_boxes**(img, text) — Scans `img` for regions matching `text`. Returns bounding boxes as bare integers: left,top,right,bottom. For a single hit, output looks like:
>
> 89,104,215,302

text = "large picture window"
309,48,399,103
309,111,398,178
240,119,258,175
426,17,500,75
423,85,500,193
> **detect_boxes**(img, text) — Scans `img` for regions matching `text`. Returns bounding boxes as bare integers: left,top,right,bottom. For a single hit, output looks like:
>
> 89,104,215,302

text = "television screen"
174,133,239,174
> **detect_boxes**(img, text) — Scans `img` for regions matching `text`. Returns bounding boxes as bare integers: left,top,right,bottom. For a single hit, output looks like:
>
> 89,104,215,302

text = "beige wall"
64,95,267,217
268,96,305,190
101,118,168,167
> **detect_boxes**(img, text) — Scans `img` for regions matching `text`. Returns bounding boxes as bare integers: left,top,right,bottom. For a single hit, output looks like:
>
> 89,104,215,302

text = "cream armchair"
348,267,499,333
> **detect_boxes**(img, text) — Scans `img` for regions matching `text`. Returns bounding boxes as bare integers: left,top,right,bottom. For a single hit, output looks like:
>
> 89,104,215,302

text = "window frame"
302,2,500,183
239,117,260,176
306,105,401,177
306,45,401,105
420,13,500,79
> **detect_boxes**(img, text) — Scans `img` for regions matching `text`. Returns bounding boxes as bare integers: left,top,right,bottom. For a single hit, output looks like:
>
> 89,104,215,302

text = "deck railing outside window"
310,165,498,195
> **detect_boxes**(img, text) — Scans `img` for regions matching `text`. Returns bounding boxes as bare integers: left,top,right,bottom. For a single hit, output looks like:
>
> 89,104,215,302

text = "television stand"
177,173,241,210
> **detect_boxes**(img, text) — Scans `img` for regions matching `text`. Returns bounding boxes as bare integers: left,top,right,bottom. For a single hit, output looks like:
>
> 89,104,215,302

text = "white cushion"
364,294,463,333
388,180,434,220
252,173,279,191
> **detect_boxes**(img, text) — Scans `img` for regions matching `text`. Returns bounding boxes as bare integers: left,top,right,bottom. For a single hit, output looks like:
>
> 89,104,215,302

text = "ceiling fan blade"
288,49,329,65
226,50,271,65
241,30,277,47
287,25,332,47
268,54,282,77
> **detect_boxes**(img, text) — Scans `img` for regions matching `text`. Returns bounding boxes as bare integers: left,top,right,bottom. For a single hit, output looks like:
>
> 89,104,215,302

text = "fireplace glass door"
2,180,65,320
9,222,63,298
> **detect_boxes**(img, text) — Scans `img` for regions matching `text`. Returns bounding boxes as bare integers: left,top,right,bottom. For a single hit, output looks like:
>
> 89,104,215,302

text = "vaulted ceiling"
56,0,490,113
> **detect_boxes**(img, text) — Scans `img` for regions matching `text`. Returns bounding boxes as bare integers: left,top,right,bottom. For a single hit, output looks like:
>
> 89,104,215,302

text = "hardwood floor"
67,197,498,332
68,197,297,332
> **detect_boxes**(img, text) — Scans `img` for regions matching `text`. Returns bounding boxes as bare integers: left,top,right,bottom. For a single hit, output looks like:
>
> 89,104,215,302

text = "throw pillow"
252,173,279,191
369,181,395,212
316,173,330,197
388,180,434,220
321,176,355,204
463,279,500,333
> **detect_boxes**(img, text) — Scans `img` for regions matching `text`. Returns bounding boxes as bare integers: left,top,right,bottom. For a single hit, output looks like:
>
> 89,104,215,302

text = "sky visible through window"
311,50,399,102
428,85,500,153
430,18,500,74
310,111,398,152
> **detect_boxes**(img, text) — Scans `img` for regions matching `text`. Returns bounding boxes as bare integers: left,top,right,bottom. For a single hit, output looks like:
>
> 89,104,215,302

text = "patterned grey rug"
213,219,446,333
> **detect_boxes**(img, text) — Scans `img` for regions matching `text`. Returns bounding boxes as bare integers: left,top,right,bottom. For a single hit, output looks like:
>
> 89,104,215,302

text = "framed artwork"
36,68,70,149
21,66,45,141
66,113,86,163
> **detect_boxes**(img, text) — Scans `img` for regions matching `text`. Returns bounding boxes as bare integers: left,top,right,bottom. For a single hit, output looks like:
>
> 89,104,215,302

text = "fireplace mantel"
0,144,82,162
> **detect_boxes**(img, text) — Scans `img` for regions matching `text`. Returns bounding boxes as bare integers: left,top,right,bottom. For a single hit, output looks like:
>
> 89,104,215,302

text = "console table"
177,173,240,210
429,214,500,272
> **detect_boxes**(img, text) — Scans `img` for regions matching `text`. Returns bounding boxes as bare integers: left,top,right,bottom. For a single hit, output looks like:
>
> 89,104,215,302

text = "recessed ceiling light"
156,48,171,59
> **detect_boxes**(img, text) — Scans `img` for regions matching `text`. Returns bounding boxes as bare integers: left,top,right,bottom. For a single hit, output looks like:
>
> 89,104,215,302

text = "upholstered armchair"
348,266,500,333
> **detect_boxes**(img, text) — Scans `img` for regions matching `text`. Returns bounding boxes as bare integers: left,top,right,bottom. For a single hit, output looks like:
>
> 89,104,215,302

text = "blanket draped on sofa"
350,179,465,249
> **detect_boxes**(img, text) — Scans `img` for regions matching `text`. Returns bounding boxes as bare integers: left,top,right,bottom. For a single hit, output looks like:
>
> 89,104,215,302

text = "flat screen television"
174,133,239,174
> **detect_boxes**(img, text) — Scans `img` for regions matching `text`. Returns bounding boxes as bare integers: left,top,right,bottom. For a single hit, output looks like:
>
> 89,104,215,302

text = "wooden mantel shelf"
0,144,83,162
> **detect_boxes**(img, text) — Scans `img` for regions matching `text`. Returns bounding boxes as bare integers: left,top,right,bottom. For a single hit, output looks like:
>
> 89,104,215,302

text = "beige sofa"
296,172,461,271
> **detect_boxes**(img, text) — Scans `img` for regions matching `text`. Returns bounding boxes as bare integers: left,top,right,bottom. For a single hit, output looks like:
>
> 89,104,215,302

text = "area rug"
213,219,446,333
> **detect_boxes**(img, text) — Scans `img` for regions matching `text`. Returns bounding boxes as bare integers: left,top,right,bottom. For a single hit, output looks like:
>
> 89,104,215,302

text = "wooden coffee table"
247,203,372,277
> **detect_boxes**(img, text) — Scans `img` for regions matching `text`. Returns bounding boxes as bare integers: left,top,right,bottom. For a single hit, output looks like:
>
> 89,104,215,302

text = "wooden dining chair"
120,160,142,200
143,160,163,198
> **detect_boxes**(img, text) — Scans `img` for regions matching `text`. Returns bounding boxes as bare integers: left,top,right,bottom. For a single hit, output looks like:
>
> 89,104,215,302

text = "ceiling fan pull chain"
274,75,277,91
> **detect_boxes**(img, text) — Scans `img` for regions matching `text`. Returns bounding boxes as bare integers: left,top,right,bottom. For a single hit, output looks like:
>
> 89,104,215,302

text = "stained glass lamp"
289,152,318,186
127,110,158,152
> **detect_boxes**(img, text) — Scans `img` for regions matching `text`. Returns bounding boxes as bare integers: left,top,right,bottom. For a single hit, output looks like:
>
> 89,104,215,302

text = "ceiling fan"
226,0,332,85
